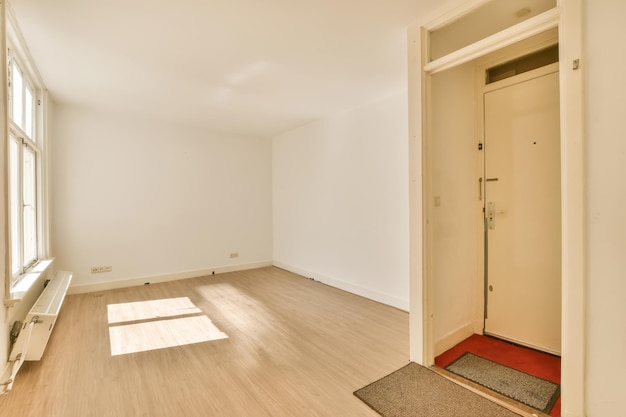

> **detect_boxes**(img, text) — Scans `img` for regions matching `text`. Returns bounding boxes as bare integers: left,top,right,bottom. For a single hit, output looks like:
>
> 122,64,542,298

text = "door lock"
487,202,505,229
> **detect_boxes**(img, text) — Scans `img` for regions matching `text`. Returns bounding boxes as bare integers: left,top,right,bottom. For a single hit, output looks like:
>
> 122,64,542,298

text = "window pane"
23,146,37,265
9,138,21,276
25,86,34,138
11,62,24,128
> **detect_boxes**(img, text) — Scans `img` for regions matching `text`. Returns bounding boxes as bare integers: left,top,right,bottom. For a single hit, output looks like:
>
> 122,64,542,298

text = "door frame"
407,1,584,416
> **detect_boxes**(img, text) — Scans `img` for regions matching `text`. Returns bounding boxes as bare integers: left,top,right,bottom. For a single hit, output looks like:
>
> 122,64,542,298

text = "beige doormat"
445,353,559,413
354,362,523,417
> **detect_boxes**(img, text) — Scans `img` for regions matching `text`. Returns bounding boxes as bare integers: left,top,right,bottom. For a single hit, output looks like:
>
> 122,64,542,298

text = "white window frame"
4,6,50,301
8,132,40,280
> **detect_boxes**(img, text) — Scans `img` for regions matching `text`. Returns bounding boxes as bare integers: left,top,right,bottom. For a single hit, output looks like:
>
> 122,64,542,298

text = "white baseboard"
273,261,409,311
68,260,410,313
434,321,476,356
67,261,273,295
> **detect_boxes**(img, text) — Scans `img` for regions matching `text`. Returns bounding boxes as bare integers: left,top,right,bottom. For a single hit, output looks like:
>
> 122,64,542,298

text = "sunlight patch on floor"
107,297,228,356
107,297,202,324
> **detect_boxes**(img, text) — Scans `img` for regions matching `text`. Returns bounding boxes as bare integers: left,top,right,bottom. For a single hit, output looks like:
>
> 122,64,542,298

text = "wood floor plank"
0,267,409,417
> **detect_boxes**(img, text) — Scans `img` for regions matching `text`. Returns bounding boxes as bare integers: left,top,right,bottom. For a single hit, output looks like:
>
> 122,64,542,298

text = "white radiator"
23,270,73,360
1,270,73,394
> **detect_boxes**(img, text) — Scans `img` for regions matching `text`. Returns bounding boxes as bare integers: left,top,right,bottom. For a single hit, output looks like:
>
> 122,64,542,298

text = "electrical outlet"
91,266,112,273
229,252,239,259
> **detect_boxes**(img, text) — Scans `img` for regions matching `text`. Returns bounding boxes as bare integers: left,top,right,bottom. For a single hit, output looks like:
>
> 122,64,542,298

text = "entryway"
423,28,561,357
426,37,563,415
408,1,586,415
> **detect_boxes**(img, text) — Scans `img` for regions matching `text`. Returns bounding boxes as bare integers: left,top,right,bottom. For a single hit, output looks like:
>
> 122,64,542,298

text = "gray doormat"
445,352,560,413
354,362,522,417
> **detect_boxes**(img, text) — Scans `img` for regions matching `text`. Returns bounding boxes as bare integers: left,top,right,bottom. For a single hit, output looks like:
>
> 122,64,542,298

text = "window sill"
4,259,55,308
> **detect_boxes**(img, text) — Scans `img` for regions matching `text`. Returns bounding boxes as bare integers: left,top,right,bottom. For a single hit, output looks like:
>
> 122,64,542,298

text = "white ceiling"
8,0,448,138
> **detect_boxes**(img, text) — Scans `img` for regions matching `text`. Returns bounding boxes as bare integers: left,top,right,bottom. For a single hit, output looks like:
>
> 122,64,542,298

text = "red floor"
435,334,561,417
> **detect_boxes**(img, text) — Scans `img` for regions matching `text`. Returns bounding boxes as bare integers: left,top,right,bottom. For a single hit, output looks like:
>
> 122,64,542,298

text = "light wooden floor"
0,267,409,417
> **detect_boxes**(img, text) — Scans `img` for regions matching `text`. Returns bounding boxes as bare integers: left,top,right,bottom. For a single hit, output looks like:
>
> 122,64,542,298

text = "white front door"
483,67,562,355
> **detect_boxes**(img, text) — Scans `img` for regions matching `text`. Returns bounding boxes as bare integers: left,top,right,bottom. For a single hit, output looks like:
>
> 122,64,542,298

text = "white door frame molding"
407,1,584,416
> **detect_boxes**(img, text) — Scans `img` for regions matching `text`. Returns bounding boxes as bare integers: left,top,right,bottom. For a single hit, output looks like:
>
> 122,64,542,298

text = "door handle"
487,202,504,229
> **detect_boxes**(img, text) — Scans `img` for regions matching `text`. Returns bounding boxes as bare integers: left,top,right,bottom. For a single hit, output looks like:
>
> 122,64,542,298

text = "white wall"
584,1,626,415
50,104,273,291
430,62,481,353
272,91,409,310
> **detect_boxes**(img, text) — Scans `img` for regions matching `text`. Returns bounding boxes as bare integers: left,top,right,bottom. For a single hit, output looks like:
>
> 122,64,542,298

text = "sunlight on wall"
107,297,228,356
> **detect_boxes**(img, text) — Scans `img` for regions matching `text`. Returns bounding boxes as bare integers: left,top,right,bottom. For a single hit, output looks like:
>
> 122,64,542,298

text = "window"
7,48,45,287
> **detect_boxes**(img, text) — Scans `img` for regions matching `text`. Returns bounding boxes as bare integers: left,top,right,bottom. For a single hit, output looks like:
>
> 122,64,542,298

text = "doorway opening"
410,1,585,415
427,28,560,355
426,26,562,416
